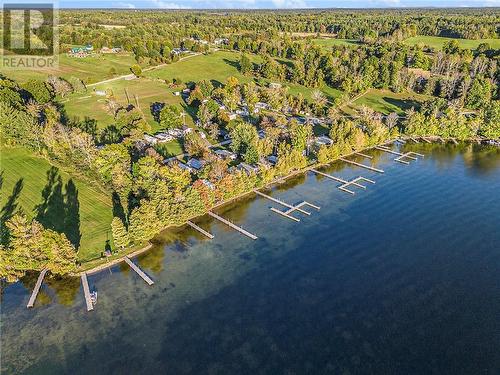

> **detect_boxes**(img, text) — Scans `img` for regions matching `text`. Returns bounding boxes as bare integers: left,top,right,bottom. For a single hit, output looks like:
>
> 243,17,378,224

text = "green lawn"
1,147,114,262
346,89,430,115
404,36,500,51
0,53,137,84
311,38,361,49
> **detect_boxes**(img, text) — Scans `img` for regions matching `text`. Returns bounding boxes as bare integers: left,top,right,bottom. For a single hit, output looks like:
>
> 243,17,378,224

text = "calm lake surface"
2,143,500,375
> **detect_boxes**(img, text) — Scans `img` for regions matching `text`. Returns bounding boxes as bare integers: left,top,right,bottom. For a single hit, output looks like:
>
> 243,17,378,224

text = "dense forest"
1,8,499,280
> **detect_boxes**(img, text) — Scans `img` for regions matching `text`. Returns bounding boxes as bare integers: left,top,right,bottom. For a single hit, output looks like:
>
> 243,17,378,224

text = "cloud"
271,0,308,8
150,0,192,8
115,2,136,8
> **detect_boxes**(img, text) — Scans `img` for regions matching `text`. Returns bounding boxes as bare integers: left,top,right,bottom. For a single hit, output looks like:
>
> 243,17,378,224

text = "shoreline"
68,136,497,277
75,138,397,276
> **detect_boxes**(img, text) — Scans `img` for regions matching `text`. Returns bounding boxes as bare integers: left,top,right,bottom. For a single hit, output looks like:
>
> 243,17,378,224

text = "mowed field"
404,36,500,50
1,147,114,262
0,53,137,84
345,89,430,115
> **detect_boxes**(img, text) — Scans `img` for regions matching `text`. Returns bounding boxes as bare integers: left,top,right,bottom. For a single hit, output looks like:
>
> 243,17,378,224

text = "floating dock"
187,220,214,239
340,157,384,173
310,169,375,195
124,256,154,285
81,273,94,312
208,211,258,240
27,268,48,308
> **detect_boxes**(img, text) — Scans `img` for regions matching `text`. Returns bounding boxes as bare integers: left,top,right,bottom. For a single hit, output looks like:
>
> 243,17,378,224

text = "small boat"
90,291,98,305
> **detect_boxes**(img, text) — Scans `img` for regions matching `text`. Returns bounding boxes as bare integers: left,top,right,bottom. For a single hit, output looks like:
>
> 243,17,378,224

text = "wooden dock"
310,169,375,195
187,220,214,239
124,256,154,285
355,152,373,159
340,157,384,173
208,211,258,240
272,199,320,222
81,273,94,311
254,190,312,215
375,146,424,165
27,268,48,308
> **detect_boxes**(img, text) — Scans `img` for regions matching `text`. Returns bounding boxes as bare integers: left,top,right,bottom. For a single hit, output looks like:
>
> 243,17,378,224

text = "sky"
20,0,500,9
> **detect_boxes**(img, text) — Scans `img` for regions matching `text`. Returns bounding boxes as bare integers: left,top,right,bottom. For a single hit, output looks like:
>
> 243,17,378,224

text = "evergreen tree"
111,217,130,249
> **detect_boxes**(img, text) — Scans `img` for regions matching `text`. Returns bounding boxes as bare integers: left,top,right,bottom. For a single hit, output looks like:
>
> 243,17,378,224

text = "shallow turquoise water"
2,143,500,374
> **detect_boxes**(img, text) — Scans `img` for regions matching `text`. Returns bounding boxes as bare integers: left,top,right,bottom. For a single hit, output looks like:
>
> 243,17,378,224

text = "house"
228,113,237,121
258,129,266,139
155,133,174,142
214,149,237,160
177,162,194,173
173,91,181,96
255,102,270,110
144,134,158,145
237,163,259,174
236,108,249,117
269,82,282,89
100,46,122,54
267,155,278,165
182,88,191,94
200,179,215,189
315,136,333,146
182,126,193,135
187,158,204,171
214,38,229,45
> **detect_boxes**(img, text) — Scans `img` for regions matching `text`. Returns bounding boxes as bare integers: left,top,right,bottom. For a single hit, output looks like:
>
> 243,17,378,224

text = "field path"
87,52,203,87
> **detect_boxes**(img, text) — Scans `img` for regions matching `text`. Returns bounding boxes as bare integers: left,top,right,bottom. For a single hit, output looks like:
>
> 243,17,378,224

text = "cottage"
200,179,215,189
214,149,237,160
315,136,333,146
255,102,270,110
237,163,259,174
187,158,204,171
214,38,229,45
144,134,158,145
177,162,194,173
267,155,278,165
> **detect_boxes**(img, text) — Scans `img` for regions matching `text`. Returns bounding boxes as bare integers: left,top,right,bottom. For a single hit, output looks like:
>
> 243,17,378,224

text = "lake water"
2,143,500,375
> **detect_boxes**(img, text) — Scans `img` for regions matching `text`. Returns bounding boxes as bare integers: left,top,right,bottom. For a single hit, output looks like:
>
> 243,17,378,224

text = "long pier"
187,220,214,239
339,157,384,173
310,169,375,195
124,256,154,285
208,211,258,240
254,190,311,215
81,273,94,311
375,146,424,164
355,152,372,159
27,268,48,308
255,189,320,222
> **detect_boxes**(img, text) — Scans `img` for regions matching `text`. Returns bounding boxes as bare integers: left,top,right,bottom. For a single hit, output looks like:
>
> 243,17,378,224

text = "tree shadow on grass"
35,167,81,250
0,173,24,245
383,97,422,113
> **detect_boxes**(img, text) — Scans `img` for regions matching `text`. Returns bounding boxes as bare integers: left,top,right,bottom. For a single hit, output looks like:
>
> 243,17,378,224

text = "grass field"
345,89,430,115
311,38,361,49
0,53,137,84
148,51,344,101
404,36,500,51
1,147,114,262
62,77,192,130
